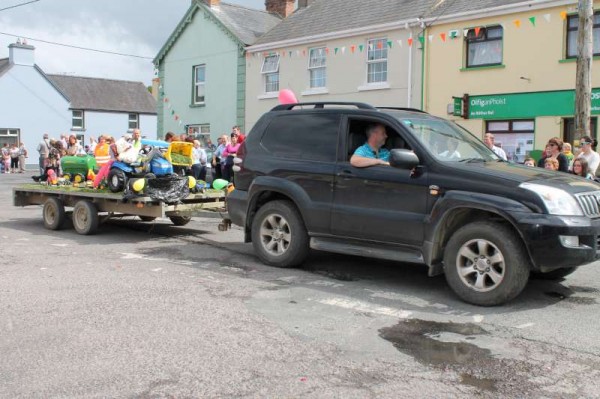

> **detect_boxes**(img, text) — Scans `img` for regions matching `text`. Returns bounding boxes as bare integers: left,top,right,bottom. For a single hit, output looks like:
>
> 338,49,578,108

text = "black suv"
227,102,600,306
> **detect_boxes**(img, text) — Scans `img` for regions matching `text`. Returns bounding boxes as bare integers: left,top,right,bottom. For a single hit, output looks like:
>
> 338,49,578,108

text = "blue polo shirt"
353,143,390,161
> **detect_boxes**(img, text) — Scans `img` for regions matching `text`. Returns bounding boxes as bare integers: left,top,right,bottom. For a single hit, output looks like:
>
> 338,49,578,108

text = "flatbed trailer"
13,184,230,235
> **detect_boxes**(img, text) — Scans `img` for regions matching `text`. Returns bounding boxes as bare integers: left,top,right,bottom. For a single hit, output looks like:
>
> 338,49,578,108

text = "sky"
0,0,269,85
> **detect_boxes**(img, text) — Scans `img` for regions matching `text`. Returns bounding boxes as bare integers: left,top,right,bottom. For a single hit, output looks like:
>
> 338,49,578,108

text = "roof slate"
210,2,281,45
47,75,157,114
253,0,532,46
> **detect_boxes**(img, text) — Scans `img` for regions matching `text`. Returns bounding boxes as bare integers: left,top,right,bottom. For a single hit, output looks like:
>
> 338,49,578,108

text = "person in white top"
576,135,600,176
484,133,507,160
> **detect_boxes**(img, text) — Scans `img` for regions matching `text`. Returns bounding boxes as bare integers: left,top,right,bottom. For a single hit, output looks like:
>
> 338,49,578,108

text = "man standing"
350,124,390,167
212,135,228,179
18,142,27,173
483,133,507,161
36,133,50,175
232,126,245,144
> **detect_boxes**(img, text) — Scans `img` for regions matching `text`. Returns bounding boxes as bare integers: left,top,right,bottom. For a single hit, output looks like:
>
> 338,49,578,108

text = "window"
466,26,503,67
566,13,600,58
261,55,280,93
128,113,139,130
193,64,206,104
261,114,339,162
486,119,534,162
187,124,211,137
0,128,19,147
367,38,388,83
308,47,327,88
72,110,84,129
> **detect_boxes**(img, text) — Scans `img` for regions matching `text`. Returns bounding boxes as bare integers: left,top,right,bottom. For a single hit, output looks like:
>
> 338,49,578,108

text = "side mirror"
389,148,419,169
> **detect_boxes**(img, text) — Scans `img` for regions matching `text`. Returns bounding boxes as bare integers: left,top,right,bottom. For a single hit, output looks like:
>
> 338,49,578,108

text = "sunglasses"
580,141,590,145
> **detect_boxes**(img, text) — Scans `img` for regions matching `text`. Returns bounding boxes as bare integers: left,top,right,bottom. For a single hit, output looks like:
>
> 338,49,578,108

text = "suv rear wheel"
444,221,530,306
251,200,309,268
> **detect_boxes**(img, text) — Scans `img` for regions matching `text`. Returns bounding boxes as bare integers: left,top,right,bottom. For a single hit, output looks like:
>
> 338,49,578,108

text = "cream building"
424,0,600,162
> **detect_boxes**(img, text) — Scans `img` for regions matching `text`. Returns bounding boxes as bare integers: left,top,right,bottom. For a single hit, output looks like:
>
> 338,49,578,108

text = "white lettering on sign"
471,98,507,108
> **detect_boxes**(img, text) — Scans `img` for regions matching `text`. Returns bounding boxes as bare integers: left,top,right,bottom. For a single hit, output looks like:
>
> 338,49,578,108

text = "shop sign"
453,97,462,116
468,89,600,119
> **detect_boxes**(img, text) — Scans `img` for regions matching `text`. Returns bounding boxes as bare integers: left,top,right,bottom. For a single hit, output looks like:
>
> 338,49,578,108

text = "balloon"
131,178,145,193
212,178,229,190
278,89,298,105
187,176,196,189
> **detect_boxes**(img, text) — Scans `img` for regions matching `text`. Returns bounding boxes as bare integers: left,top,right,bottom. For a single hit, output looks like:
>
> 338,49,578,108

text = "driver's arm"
350,155,389,168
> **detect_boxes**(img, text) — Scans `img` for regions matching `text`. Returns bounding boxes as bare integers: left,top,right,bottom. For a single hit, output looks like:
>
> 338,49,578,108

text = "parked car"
227,102,600,306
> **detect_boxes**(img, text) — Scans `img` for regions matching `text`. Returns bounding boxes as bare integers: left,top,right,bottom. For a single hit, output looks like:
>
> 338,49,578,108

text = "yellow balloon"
188,176,196,189
132,178,145,192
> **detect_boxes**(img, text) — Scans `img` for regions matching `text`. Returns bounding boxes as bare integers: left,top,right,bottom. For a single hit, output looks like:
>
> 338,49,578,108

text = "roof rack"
271,102,377,111
376,107,428,114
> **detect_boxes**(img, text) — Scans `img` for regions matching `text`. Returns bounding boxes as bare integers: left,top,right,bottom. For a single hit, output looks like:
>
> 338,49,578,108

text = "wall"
158,5,241,141
0,64,70,168
245,28,423,130
78,111,157,142
425,2,600,151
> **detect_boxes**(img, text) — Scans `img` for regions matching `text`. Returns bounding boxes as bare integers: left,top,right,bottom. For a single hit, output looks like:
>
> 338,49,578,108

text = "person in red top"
222,133,240,182
232,126,245,144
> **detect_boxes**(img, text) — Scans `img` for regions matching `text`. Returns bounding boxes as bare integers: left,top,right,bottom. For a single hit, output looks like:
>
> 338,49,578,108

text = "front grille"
575,191,600,218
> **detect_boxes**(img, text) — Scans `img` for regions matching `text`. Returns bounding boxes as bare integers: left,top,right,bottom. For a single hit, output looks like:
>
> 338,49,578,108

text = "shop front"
455,89,600,162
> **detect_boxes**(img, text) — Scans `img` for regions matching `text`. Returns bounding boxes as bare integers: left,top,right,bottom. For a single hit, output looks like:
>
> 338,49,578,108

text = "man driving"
350,123,390,167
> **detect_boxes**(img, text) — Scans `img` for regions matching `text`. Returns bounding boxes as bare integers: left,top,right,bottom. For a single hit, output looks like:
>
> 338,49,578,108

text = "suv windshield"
387,113,500,162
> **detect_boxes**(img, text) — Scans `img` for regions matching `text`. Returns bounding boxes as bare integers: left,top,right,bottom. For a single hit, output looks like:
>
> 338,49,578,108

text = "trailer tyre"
169,216,191,226
108,168,126,192
443,221,530,306
43,197,66,230
73,200,99,235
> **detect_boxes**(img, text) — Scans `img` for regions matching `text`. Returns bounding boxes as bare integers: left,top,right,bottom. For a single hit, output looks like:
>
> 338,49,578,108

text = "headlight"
520,183,583,216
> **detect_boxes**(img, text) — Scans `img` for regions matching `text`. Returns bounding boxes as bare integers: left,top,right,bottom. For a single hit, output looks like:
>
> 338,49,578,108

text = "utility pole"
575,0,594,139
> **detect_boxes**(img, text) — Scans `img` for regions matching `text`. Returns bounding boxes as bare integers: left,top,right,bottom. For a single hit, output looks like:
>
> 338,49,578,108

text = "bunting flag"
474,26,481,37
560,11,567,20
418,36,425,45
359,44,364,52
407,38,413,47
171,110,175,115
350,45,356,53
529,16,536,26
449,30,459,39
397,39,403,47
289,51,293,57
164,97,169,103
514,19,522,28
341,46,346,54
376,41,383,49
463,29,469,37
428,35,433,42
543,14,551,23
439,32,446,42
368,43,374,51
334,47,339,54
387,40,393,48
325,47,330,55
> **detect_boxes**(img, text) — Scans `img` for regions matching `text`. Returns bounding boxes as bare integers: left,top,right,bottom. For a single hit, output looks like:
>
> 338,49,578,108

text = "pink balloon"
278,89,298,105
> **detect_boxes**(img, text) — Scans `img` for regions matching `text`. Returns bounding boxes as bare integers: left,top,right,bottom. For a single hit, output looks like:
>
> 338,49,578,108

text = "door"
331,118,429,246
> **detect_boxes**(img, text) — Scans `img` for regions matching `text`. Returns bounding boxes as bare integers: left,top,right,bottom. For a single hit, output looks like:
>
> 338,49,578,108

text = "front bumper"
513,212,600,272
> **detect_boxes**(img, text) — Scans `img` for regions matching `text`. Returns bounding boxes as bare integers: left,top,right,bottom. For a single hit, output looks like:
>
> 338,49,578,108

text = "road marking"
473,315,484,323
51,243,68,247
152,268,163,272
316,297,412,318
515,322,535,329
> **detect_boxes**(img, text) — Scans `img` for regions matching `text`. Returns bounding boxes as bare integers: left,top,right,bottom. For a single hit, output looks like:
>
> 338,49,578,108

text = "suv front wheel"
251,200,309,268
443,221,530,306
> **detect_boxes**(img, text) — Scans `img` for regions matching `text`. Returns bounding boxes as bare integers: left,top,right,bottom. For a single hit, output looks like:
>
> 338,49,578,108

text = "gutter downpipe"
407,28,413,108
420,27,427,111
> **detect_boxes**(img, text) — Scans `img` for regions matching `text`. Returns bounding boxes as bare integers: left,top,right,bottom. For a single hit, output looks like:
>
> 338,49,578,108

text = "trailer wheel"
43,197,66,230
108,168,126,192
169,216,191,226
73,200,99,235
139,216,157,222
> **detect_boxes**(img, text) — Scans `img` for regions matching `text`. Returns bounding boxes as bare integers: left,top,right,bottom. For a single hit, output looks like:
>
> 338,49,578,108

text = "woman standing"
66,135,83,156
537,137,569,172
18,142,27,173
221,133,239,182
9,143,20,173
575,136,600,176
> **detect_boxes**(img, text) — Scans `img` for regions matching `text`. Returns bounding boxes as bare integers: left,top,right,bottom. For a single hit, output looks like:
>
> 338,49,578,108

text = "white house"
0,41,157,168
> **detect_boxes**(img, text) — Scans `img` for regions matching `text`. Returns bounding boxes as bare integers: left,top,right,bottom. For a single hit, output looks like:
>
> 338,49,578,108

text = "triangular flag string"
529,16,536,27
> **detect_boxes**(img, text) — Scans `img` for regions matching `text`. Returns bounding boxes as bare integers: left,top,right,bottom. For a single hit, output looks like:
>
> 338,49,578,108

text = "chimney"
203,0,220,7
298,0,314,8
9,41,35,66
265,0,295,18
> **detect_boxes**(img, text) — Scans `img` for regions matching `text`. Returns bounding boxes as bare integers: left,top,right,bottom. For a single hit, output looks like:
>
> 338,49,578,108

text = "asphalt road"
1,171,600,398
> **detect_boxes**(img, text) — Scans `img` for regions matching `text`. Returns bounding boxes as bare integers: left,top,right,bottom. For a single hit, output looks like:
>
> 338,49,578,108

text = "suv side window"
261,114,340,162
346,118,411,161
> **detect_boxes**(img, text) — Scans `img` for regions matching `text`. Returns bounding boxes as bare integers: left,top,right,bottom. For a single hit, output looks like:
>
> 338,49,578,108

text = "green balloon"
212,179,229,190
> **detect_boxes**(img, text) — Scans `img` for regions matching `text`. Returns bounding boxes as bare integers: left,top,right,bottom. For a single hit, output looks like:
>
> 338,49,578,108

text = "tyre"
443,221,530,306
72,200,99,235
43,197,66,230
169,215,191,226
251,200,309,268
62,173,72,182
532,267,578,280
107,168,127,192
139,216,157,222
